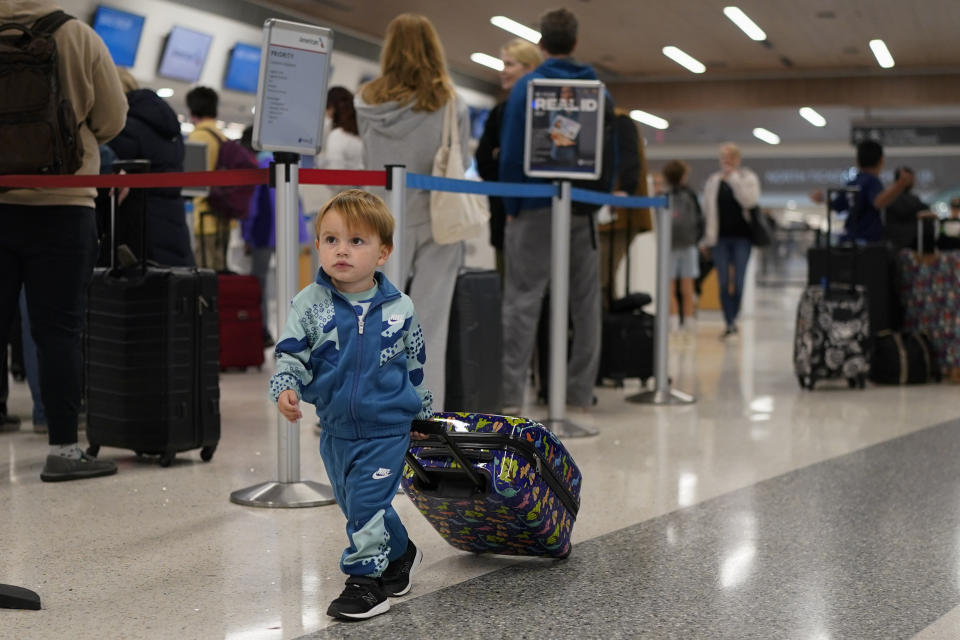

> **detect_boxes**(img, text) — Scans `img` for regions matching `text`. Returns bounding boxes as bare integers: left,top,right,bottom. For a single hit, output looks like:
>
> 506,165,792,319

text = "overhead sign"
524,79,605,180
252,19,333,155
851,124,960,146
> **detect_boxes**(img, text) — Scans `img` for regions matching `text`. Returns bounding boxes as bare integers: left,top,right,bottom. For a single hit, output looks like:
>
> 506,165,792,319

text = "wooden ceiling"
251,0,960,81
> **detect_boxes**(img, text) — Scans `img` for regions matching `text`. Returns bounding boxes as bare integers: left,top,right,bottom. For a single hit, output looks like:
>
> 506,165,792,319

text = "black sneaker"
40,452,117,482
326,576,389,621
381,539,423,597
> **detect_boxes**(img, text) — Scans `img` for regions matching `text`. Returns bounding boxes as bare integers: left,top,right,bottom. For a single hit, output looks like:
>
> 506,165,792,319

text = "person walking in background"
355,13,470,411
662,159,703,343
186,86,229,270
0,0,127,480
701,143,760,339
475,38,543,276
108,69,194,267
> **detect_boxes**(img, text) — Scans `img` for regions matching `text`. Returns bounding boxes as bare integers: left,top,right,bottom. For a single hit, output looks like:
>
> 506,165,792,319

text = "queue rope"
0,169,667,209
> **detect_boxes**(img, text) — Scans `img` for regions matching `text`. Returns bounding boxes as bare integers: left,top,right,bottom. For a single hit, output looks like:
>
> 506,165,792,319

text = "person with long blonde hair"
476,39,543,273
356,14,470,411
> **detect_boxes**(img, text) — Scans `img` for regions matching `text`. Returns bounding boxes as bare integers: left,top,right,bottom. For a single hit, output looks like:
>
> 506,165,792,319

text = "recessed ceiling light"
798,107,826,127
753,127,780,145
470,52,505,71
157,87,174,98
662,46,706,74
490,16,541,44
629,109,669,130
723,7,766,41
869,39,895,68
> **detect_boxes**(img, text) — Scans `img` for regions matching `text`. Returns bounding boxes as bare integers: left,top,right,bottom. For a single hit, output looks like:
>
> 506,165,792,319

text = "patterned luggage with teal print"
402,412,582,559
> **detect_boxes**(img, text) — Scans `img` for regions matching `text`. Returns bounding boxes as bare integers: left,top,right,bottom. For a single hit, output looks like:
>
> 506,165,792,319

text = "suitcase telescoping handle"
109,159,152,273
917,214,941,255
823,186,861,293
408,419,486,493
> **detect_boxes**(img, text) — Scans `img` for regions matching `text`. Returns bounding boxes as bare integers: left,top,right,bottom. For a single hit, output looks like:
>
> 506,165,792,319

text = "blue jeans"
712,236,752,328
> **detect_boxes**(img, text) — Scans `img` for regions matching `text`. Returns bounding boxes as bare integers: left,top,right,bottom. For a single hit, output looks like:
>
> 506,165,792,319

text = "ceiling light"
662,46,706,74
753,127,780,145
629,109,669,130
723,6,766,41
798,107,826,127
157,87,174,98
470,52,504,71
490,16,541,44
869,39,895,68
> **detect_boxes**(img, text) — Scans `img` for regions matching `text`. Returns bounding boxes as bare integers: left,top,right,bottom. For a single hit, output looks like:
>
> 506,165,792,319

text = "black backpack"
0,11,82,178
571,97,617,216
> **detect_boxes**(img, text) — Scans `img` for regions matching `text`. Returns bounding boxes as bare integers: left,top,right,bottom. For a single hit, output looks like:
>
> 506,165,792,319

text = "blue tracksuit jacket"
269,270,433,438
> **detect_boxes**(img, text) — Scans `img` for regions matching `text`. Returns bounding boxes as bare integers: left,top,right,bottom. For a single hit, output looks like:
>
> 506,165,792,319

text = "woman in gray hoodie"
355,13,470,410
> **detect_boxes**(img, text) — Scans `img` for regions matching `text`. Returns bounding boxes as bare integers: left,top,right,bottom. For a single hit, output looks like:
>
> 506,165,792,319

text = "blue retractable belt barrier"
406,173,555,198
569,187,667,209
405,173,668,209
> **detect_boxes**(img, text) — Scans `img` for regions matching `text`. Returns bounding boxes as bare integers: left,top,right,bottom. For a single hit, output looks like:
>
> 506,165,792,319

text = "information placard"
252,20,333,155
524,79,605,180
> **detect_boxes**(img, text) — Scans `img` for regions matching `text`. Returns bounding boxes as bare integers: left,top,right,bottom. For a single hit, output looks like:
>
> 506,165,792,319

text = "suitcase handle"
410,419,486,493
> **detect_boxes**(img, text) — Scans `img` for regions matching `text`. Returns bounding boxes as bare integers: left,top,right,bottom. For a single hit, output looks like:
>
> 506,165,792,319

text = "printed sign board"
524,79,605,180
252,20,333,155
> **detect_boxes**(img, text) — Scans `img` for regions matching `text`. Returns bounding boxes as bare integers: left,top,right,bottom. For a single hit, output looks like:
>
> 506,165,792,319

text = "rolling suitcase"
402,412,582,559
598,205,654,387
217,272,264,370
85,163,220,466
794,187,871,390
899,222,960,381
445,269,502,413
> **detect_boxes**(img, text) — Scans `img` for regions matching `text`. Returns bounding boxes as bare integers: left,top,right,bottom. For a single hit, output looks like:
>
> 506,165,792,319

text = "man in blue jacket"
498,8,603,414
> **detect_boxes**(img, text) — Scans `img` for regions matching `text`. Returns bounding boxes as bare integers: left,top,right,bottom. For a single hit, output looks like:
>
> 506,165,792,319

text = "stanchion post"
384,165,407,287
230,153,336,508
544,181,597,438
627,196,695,406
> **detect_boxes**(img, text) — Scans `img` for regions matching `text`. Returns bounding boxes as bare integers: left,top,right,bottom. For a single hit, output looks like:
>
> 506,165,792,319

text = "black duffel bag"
870,331,940,385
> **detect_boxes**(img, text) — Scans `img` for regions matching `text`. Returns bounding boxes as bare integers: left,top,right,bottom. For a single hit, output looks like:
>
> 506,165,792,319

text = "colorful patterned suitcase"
402,412,582,558
899,250,960,378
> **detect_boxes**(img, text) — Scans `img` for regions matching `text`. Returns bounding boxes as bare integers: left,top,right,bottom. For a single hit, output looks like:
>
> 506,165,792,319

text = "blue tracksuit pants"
319,431,410,577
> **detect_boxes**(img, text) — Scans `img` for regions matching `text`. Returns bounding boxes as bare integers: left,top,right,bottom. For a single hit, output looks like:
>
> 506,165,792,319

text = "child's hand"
277,390,302,423
410,431,429,441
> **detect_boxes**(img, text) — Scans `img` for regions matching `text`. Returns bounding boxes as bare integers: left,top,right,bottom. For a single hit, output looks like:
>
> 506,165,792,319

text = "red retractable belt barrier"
0,168,387,190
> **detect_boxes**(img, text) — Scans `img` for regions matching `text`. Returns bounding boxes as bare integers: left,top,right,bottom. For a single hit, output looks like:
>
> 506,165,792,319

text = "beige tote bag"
429,99,490,244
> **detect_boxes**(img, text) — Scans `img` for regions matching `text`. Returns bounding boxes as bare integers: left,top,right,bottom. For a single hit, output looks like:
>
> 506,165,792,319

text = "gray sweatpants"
501,207,601,408
401,218,464,411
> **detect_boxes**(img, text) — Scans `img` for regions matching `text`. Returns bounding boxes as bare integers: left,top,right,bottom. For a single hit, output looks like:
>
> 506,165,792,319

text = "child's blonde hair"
316,189,395,248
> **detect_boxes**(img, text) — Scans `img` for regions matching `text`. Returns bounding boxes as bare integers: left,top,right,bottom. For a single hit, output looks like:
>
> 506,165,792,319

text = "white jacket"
324,127,364,171
701,167,760,247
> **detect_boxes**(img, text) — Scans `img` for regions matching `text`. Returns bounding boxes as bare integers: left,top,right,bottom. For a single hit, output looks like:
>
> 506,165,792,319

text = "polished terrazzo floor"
2,283,959,639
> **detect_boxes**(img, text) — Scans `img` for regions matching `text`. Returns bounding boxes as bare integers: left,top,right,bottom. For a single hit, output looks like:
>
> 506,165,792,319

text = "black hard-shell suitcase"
445,269,503,413
85,160,220,466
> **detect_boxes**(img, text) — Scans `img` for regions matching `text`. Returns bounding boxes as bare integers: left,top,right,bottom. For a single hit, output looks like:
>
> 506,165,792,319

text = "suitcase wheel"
200,445,216,462
798,375,814,390
86,444,100,458
159,453,175,467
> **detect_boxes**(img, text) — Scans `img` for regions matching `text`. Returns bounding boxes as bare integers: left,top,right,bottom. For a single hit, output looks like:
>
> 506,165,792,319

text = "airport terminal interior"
4,0,960,638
